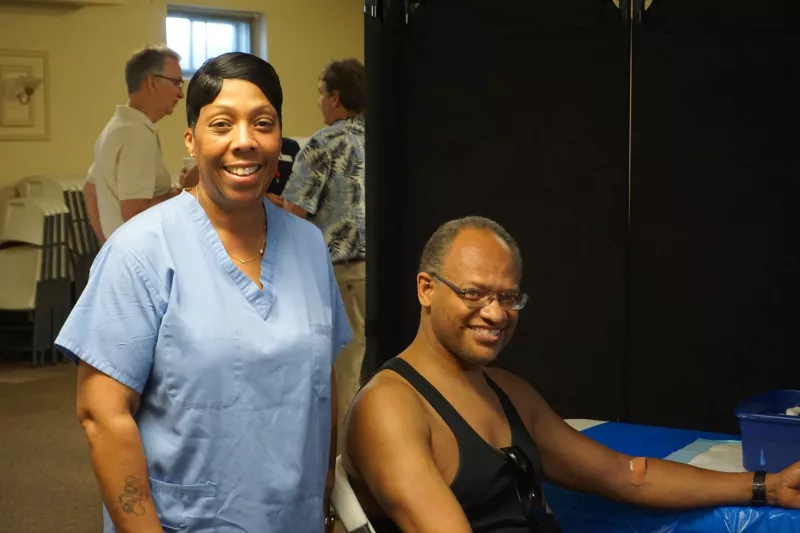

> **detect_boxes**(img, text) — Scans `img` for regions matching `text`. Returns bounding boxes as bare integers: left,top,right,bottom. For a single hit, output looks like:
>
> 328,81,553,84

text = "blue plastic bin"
735,390,800,473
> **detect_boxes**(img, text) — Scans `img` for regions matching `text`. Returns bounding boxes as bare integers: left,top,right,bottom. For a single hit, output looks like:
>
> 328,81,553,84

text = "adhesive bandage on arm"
629,457,648,486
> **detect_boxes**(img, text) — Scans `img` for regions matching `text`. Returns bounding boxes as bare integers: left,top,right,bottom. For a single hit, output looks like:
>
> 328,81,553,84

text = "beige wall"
0,0,363,190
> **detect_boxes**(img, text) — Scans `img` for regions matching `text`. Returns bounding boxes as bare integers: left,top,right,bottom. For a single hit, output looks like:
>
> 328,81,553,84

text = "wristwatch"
752,471,767,506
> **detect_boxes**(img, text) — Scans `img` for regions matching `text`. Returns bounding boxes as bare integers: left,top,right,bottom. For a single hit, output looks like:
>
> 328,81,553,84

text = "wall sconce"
2,74,43,105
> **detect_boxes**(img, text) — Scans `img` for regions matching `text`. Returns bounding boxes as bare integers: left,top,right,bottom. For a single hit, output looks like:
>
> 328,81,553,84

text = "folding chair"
17,175,99,302
331,455,376,533
0,196,70,365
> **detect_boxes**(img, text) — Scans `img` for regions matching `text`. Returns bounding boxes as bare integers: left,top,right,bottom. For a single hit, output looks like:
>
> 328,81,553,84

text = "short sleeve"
329,262,353,362
85,163,96,184
116,137,159,200
282,136,331,215
55,243,164,393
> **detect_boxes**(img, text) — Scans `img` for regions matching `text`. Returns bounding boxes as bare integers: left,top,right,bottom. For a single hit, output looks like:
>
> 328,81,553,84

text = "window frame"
166,6,260,78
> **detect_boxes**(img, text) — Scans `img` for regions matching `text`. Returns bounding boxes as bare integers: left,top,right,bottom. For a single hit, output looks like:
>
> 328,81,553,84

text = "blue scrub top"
56,191,352,532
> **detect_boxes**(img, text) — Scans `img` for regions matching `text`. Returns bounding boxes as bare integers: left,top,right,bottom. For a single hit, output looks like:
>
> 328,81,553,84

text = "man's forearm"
82,182,106,244
121,189,180,222
150,188,180,206
81,414,163,533
282,199,309,219
613,458,779,509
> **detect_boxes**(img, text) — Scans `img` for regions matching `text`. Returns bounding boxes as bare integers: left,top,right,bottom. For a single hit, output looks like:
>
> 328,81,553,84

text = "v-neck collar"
182,191,281,320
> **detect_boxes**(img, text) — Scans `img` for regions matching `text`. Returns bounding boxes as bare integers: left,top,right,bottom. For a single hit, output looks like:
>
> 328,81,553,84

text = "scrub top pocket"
150,477,216,532
159,320,244,409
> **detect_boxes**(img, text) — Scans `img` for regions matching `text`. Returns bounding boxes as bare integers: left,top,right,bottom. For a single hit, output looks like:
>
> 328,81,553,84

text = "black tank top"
369,358,562,533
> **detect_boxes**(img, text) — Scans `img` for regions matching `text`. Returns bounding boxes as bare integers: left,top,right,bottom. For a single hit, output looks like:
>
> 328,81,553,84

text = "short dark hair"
185,52,283,129
419,216,523,276
320,58,365,113
125,45,180,94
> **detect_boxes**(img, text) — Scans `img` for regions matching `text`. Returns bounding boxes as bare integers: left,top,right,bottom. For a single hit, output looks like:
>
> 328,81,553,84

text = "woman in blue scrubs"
56,52,351,533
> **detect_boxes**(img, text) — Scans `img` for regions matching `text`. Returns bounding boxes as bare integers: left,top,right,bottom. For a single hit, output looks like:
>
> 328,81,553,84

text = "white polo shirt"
87,105,172,238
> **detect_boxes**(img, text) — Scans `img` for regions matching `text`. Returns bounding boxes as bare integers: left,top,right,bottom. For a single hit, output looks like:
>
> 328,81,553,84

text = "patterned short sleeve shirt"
282,116,366,263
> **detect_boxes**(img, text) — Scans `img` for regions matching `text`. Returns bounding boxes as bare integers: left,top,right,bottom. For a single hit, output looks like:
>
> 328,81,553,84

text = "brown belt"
333,257,365,266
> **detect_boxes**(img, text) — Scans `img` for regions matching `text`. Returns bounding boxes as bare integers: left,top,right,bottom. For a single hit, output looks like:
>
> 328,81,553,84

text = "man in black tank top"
340,216,800,533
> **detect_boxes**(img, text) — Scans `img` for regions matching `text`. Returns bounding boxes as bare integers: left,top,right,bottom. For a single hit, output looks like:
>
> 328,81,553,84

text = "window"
166,7,258,76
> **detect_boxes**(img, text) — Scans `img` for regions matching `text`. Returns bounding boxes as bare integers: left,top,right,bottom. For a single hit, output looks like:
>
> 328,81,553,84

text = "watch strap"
752,470,767,506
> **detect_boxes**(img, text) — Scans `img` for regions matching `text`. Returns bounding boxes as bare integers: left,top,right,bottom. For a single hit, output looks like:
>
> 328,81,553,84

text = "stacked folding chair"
0,195,72,366
16,175,100,302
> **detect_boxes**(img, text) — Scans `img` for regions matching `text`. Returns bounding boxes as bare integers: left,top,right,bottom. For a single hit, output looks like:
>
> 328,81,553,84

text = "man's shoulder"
112,123,153,145
343,363,437,489
484,366,550,425
485,367,541,404
303,122,352,151
359,365,423,402
350,364,428,427
314,121,347,138
484,366,533,390
95,118,153,155
345,364,431,473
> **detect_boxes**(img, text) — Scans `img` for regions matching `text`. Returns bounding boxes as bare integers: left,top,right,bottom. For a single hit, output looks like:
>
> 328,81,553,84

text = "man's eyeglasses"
155,74,184,90
429,272,528,310
501,445,547,527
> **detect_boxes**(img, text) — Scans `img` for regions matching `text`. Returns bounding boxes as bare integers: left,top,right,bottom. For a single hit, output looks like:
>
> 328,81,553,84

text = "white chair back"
0,196,65,245
331,455,376,533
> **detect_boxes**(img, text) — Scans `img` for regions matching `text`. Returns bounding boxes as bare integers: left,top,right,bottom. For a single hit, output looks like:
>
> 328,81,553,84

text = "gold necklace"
195,186,266,264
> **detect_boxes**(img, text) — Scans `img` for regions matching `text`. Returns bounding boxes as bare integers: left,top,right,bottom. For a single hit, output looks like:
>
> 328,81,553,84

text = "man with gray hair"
83,45,185,243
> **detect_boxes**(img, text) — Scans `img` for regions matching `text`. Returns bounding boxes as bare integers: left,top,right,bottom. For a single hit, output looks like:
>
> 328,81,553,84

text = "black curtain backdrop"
365,0,800,431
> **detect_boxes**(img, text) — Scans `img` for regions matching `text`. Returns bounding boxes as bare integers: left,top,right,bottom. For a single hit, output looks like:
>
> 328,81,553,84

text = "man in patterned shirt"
280,58,366,451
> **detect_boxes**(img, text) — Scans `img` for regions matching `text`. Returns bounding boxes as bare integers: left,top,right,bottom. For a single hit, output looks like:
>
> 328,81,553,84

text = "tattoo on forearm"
116,475,149,516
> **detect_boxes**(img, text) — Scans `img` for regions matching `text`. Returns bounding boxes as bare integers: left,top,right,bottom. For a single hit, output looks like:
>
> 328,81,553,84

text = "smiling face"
184,78,281,210
418,228,521,367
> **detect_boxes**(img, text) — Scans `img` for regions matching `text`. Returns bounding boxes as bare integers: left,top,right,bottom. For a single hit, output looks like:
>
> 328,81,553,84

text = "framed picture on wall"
0,49,50,141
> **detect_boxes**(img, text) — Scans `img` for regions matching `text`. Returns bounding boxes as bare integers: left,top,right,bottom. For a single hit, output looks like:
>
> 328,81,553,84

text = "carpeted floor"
0,362,351,533
0,362,101,533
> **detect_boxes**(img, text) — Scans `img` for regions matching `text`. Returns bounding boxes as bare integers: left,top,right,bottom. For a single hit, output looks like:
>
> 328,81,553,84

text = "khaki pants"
333,260,366,454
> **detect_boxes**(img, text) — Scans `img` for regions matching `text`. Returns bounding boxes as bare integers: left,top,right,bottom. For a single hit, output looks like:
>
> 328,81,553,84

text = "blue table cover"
546,422,800,532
